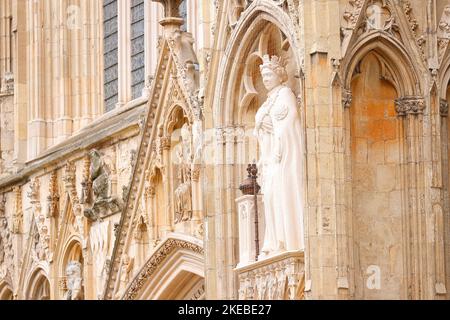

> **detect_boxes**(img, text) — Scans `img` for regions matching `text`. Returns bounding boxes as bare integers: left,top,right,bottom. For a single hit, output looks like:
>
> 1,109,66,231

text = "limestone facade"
0,0,450,300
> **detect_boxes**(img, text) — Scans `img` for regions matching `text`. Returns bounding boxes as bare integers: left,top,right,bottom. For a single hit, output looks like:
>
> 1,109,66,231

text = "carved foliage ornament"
394,96,425,116
343,0,365,29
122,239,203,300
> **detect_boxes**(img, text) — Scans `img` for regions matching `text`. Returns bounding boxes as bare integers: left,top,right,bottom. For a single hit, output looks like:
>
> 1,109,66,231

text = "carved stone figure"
174,124,193,223
120,254,134,287
64,261,84,300
254,55,304,256
83,150,121,221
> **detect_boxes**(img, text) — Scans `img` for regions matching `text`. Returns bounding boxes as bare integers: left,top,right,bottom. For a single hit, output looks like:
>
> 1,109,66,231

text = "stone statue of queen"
254,54,304,256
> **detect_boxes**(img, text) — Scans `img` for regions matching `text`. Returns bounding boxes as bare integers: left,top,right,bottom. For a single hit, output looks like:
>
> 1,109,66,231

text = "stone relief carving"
117,254,134,298
31,221,48,262
0,71,14,94
341,0,411,52
46,171,60,219
174,124,193,224
362,2,398,35
167,28,199,96
341,0,364,51
342,89,353,108
0,195,13,281
438,5,450,63
12,186,22,234
64,261,84,300
254,55,304,255
89,220,111,299
237,253,305,300
402,1,426,61
63,160,84,234
83,150,121,221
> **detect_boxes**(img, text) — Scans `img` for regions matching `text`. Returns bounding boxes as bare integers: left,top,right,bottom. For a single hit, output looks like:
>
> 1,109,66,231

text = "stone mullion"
117,0,131,106
89,0,102,119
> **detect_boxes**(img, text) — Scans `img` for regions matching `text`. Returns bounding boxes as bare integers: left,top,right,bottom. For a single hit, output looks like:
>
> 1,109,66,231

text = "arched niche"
211,2,306,181
26,268,51,300
60,239,84,299
215,6,303,122
348,52,404,299
164,105,194,232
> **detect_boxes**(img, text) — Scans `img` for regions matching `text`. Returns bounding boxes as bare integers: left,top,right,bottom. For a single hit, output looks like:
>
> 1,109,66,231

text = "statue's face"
261,68,281,91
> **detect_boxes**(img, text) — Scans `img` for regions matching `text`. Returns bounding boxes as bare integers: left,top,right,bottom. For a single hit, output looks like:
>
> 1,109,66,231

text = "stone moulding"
121,237,204,300
235,250,305,300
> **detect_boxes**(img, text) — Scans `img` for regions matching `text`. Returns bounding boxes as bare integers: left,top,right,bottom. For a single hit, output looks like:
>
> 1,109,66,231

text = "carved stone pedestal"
235,251,305,300
235,195,264,268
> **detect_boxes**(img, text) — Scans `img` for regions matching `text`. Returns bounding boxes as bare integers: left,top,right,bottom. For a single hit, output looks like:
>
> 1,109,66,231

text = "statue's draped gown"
255,85,304,254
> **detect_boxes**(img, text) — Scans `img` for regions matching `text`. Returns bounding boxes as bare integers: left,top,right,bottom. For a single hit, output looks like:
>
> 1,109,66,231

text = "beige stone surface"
0,0,449,300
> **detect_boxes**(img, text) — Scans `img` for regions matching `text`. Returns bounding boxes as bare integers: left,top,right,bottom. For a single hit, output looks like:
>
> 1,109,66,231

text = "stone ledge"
0,102,148,190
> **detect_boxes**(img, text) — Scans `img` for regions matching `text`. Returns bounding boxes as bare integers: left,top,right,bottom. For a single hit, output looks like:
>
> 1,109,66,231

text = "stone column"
395,96,434,299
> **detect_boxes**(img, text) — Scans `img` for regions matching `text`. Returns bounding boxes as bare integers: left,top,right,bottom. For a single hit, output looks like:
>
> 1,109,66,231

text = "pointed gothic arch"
342,32,421,97
0,281,13,300
25,267,51,300
121,234,204,300
213,4,303,125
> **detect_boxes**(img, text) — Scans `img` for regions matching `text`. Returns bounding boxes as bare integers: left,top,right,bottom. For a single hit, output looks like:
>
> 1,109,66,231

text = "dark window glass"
130,0,145,100
103,0,119,111
179,0,187,32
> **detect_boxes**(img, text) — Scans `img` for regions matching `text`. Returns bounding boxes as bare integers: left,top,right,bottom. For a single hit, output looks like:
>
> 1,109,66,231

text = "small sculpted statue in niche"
254,54,304,257
64,261,84,300
84,149,121,221
174,124,193,223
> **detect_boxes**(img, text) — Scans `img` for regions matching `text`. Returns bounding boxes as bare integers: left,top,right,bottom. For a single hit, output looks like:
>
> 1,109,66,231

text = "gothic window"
131,0,145,100
103,0,119,112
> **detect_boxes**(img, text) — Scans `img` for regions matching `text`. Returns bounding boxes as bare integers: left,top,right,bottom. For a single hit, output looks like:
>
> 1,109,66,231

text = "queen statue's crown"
260,54,286,71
